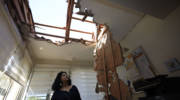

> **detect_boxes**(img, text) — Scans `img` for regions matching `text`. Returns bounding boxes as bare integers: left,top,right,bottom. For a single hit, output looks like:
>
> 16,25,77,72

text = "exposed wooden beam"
70,29,93,35
34,22,66,30
65,0,75,42
72,17,95,24
34,22,93,34
34,32,65,39
33,32,94,43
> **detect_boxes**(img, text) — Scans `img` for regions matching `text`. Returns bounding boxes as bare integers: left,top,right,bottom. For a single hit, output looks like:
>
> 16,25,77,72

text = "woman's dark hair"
52,71,72,91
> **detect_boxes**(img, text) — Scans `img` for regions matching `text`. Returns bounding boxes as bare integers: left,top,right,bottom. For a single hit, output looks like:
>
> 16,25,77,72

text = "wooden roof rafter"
65,0,75,42
72,17,95,24
34,22,93,35
32,31,94,43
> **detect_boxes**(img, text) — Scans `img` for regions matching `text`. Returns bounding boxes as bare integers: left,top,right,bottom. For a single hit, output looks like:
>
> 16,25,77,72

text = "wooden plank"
32,32,94,43
35,22,93,34
6,0,35,32
111,39,124,67
72,17,95,24
70,29,93,35
104,33,115,71
65,0,74,42
96,25,101,41
34,22,66,30
94,48,104,71
102,46,110,100
95,28,126,100
97,25,108,41
103,31,122,100
96,71,106,86
109,35,123,100
119,80,132,100
109,78,122,100
12,0,25,22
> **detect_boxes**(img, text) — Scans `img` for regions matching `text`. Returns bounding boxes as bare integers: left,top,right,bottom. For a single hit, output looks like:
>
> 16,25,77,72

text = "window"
6,81,22,100
0,71,23,100
0,71,11,100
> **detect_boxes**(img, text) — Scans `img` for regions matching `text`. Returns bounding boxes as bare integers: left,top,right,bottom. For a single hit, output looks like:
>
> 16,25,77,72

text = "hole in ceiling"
29,0,97,45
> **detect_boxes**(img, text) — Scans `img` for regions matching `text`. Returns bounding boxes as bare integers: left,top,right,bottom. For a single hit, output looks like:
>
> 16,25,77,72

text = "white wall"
71,66,104,100
28,64,103,100
28,64,71,96
0,2,33,99
0,0,33,82
120,6,180,76
0,4,17,69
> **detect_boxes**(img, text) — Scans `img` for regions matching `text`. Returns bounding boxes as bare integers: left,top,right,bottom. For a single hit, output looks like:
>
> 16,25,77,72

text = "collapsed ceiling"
4,0,180,63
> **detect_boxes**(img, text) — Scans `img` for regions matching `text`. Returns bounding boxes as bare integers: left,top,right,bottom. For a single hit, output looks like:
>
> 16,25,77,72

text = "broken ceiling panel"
5,0,34,36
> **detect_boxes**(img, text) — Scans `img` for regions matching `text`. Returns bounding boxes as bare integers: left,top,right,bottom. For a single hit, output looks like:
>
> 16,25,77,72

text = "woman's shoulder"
72,85,77,88
71,85,79,90
51,90,60,99
53,90,62,94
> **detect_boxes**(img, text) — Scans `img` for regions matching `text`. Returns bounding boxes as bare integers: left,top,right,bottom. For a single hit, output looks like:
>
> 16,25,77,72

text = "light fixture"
39,47,43,50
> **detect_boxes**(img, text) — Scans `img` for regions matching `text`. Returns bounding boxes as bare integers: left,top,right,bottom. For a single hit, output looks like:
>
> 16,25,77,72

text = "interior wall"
71,65,104,100
0,2,33,99
27,64,71,97
28,63,103,100
120,6,180,77
0,4,18,69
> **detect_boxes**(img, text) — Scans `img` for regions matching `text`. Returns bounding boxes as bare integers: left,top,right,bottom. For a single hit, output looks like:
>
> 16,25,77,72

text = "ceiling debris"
4,0,34,37
76,8,94,21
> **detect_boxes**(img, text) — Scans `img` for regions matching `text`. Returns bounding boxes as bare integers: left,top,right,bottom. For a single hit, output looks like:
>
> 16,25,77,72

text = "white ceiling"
107,0,180,19
27,38,95,64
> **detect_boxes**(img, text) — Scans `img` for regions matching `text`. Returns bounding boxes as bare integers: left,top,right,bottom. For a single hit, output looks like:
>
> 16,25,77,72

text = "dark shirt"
51,85,81,100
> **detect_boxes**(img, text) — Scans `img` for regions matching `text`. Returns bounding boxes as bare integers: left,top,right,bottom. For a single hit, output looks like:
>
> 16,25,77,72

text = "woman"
51,71,81,100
